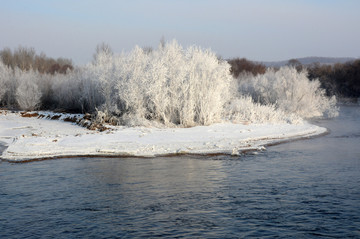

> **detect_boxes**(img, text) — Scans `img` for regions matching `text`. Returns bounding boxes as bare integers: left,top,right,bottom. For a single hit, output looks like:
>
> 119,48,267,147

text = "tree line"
0,42,338,126
2,45,357,100
307,60,360,98
0,46,73,74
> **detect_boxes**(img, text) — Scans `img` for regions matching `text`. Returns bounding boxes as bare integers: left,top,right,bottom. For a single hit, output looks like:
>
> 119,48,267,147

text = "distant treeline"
227,57,360,99
307,60,360,98
227,58,266,77
0,46,73,74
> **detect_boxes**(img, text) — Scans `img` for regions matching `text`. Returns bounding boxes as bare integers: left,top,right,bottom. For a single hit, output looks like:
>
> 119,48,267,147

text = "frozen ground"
0,111,327,162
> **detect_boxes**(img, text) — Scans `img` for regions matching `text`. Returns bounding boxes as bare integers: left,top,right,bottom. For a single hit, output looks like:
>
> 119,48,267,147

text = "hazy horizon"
1,0,359,65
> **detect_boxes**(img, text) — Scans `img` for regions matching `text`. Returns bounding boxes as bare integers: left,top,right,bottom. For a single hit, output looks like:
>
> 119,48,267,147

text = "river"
1,105,359,238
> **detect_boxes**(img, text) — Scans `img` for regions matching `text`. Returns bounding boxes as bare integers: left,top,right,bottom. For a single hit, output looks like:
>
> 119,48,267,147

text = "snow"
0,111,327,162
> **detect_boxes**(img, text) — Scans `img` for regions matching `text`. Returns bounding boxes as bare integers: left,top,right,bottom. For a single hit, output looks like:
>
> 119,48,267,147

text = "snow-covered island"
0,110,327,162
0,41,338,162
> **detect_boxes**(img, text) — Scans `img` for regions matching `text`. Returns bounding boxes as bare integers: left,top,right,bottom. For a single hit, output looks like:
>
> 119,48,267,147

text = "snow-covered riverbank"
0,111,327,162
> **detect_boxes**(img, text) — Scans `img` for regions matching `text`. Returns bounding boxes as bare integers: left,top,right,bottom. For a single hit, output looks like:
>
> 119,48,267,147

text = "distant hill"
261,57,357,67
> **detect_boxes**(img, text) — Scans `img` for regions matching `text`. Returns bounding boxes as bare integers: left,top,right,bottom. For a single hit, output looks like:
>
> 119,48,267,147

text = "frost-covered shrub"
92,40,232,127
237,67,338,118
15,69,42,110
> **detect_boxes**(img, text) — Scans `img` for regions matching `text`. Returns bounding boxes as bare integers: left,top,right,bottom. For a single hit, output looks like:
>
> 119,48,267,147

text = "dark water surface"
1,105,360,238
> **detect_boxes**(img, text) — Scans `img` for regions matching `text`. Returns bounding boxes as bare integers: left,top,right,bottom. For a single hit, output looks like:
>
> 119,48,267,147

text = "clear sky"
1,0,359,64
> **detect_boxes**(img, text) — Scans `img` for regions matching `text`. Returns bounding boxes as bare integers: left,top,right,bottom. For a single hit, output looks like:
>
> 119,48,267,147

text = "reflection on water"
0,105,360,238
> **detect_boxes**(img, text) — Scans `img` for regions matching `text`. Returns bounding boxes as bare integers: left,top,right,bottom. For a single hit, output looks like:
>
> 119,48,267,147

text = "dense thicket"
307,60,360,98
89,41,233,126
0,41,338,127
0,46,73,74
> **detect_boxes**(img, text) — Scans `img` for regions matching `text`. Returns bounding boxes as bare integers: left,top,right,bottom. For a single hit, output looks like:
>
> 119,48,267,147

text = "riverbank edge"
1,129,329,163
0,111,327,163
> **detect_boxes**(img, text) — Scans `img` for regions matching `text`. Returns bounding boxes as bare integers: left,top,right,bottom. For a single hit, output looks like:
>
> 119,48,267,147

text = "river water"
1,105,359,238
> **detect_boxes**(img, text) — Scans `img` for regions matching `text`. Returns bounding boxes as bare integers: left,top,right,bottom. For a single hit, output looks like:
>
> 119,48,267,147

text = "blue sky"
1,0,359,64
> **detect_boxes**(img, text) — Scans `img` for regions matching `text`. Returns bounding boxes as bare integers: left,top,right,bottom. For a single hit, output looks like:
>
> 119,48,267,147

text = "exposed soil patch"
21,112,39,118
64,116,78,123
50,115,61,120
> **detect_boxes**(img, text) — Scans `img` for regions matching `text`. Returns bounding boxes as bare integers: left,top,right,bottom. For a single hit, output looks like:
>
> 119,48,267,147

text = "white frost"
0,111,327,162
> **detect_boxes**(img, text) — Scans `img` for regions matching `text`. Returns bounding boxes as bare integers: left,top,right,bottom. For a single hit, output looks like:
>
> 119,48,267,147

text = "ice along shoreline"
0,111,327,162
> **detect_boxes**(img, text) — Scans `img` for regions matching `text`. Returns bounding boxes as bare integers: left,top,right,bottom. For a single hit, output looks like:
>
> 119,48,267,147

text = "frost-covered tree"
93,42,113,63
90,49,117,115
237,66,338,118
15,69,42,110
